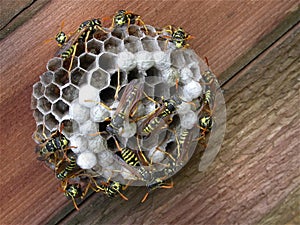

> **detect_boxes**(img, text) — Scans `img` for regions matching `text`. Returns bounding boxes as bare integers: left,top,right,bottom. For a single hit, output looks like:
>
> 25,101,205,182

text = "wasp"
112,137,155,180
61,175,103,210
62,182,83,211
195,110,213,143
100,180,128,200
55,31,67,46
201,57,221,90
141,178,173,203
56,150,80,180
56,18,106,73
203,89,215,108
87,79,144,136
174,128,193,162
43,21,68,47
159,26,193,49
106,79,144,135
139,95,183,137
34,124,70,163
111,9,147,33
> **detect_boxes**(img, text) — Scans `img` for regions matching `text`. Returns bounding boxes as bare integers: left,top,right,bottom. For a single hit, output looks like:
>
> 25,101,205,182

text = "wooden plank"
59,21,300,225
0,0,51,39
258,187,300,225
0,1,298,224
0,0,33,29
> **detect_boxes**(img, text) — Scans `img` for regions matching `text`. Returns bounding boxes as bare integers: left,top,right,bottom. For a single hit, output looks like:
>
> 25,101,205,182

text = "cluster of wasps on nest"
34,9,218,210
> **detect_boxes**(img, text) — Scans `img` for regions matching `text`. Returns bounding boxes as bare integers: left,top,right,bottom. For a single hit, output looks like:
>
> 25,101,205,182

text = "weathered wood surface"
0,1,299,225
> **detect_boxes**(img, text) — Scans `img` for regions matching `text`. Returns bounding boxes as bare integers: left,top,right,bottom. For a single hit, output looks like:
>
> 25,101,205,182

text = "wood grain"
0,1,299,224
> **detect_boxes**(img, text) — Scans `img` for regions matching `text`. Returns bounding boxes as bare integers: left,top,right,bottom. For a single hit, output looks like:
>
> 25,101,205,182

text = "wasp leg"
84,99,112,111
136,16,148,34
67,43,78,76
114,68,121,101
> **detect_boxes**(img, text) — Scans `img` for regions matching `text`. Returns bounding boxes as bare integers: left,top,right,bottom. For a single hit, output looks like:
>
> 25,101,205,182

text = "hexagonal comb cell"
32,82,45,99
62,56,79,72
146,67,160,77
70,68,88,87
52,100,70,119
61,119,79,137
40,71,54,86
127,67,144,82
31,96,38,110
110,70,125,88
98,53,117,72
33,109,44,124
47,57,62,72
111,27,127,39
104,37,123,54
128,25,144,38
45,83,60,102
34,124,51,141
37,97,51,114
79,53,96,70
90,69,110,90
87,39,103,55
94,30,110,41
44,113,59,131
124,36,143,53
141,37,160,52
99,86,116,105
62,85,79,103
53,69,69,86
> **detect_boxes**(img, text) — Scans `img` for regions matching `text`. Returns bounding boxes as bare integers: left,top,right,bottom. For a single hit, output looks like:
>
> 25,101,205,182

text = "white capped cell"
79,120,98,135
180,67,194,84
177,102,191,115
148,147,165,163
135,51,155,71
78,84,100,108
98,150,114,166
153,51,171,70
77,152,97,169
180,110,198,129
117,51,136,71
69,99,90,124
88,136,106,153
90,104,110,122
161,67,179,87
182,81,202,102
69,134,88,153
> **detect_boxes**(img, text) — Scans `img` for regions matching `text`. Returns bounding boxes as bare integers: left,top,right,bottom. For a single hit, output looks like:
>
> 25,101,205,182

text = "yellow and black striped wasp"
201,57,220,91
158,26,193,49
60,175,104,210
113,138,154,181
139,95,183,137
55,150,80,180
44,21,68,47
111,9,147,33
107,79,144,135
61,182,83,211
141,177,174,203
93,79,144,137
55,18,107,73
100,180,128,200
34,124,70,164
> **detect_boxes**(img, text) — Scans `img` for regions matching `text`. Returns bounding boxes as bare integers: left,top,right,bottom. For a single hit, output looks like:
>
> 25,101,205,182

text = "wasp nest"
32,21,219,188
